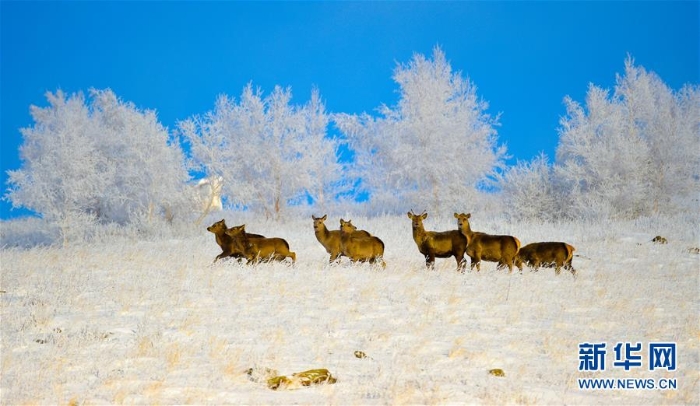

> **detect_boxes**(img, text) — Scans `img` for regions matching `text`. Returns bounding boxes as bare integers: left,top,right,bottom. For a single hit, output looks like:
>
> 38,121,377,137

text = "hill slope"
1,214,698,404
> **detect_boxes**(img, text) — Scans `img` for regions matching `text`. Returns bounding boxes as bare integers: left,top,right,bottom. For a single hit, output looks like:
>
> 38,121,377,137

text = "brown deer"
515,242,576,276
311,215,369,263
224,225,296,264
206,219,265,263
407,211,467,271
339,219,385,267
454,213,521,272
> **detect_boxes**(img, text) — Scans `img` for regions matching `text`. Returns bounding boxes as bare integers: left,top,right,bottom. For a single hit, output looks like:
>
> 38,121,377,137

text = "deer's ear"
322,214,327,221
421,213,428,220
466,213,471,219
407,212,413,218
454,213,459,218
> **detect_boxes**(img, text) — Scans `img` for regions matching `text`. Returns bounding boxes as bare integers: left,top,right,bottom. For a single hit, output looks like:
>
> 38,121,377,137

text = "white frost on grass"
1,214,698,405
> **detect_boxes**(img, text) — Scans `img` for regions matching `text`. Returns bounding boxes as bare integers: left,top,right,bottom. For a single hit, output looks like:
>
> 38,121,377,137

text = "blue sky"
1,1,698,219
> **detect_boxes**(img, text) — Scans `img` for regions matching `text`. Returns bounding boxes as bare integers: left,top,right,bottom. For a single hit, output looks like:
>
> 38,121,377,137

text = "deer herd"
207,211,577,276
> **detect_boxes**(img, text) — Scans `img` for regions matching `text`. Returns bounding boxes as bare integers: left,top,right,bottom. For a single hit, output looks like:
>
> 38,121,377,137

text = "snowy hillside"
1,213,698,405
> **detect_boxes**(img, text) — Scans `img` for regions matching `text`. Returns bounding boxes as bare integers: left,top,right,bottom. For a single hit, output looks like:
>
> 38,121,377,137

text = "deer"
407,210,467,271
206,219,265,263
339,219,386,268
454,213,521,272
311,214,369,263
224,225,296,264
515,242,576,276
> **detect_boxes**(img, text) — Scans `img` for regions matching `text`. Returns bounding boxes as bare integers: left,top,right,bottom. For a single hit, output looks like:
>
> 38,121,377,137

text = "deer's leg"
472,256,481,272
455,255,466,272
214,250,231,263
329,252,342,263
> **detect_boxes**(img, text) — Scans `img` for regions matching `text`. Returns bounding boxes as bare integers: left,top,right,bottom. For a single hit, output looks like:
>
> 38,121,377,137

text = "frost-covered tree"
5,91,104,243
89,89,192,224
615,61,700,215
302,89,350,212
498,153,560,221
555,85,650,219
555,57,699,219
180,84,343,219
5,89,191,243
334,46,505,214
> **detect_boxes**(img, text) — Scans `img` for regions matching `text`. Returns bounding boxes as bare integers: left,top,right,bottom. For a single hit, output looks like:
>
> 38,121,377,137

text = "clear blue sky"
1,1,698,219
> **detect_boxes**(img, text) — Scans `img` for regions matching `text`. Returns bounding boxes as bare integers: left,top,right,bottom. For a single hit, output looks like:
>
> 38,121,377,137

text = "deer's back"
342,234,384,256
468,233,519,260
420,230,466,256
518,242,573,264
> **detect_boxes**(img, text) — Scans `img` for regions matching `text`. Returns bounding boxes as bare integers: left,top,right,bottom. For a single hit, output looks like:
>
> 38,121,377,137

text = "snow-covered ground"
1,213,698,405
